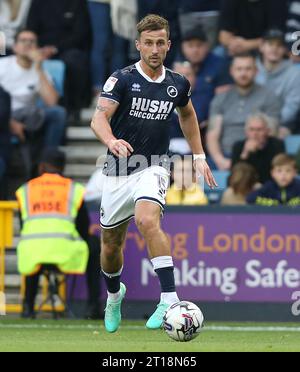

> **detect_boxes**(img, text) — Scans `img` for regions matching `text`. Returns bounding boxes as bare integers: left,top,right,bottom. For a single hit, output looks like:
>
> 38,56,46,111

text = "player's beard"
146,56,164,71
237,79,254,90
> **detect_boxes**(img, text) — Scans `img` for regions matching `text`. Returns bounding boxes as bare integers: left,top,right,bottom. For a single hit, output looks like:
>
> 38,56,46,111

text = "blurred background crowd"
1,0,300,207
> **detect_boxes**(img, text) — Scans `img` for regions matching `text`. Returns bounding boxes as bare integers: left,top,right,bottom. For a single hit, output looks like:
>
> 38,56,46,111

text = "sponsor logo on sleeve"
103,77,119,93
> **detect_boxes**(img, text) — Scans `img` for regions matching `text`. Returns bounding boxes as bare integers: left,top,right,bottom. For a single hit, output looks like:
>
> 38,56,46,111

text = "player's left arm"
177,101,218,189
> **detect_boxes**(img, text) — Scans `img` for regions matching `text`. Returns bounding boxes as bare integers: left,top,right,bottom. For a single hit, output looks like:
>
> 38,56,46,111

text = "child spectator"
166,156,208,206
221,162,260,205
247,154,300,206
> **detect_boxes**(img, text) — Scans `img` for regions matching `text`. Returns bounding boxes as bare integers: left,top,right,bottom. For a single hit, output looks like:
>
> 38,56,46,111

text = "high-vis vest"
16,173,89,276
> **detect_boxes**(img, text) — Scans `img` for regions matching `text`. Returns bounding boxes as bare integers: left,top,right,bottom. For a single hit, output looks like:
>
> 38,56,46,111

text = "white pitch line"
205,326,300,333
0,324,300,333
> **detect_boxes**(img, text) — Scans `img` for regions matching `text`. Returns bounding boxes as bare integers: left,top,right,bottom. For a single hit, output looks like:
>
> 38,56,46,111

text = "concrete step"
64,164,99,178
5,292,53,305
5,274,21,288
13,216,20,236
5,292,22,304
80,108,94,123
60,145,107,163
13,237,20,247
5,253,18,273
66,127,96,141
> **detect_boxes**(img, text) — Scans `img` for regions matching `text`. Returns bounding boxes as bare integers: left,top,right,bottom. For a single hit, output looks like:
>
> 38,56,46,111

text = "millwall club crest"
167,86,178,98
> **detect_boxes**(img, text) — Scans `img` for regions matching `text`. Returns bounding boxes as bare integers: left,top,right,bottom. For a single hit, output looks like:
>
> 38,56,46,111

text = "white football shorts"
100,166,170,229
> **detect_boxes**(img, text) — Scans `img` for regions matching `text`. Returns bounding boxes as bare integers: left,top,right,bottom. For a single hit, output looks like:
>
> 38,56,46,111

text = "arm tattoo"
96,105,108,112
96,100,117,113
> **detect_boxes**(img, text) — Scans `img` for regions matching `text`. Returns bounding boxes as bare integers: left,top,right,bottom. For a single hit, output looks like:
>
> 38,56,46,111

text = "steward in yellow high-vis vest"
16,158,89,277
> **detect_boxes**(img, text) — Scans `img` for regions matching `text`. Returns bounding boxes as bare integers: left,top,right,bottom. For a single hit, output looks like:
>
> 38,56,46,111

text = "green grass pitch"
0,319,300,352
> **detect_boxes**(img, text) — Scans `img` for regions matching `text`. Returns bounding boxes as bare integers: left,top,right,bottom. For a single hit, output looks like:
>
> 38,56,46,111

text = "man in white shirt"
0,29,66,149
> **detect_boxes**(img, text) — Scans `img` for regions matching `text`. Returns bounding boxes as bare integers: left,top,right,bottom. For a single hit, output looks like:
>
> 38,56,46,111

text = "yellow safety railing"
0,201,66,314
0,201,18,294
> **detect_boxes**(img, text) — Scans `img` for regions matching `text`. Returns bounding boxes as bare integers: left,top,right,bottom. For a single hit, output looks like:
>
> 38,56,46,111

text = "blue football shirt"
101,62,191,176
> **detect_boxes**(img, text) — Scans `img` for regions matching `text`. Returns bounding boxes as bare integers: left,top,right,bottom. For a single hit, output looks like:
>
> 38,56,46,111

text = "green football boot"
146,302,169,330
104,283,126,333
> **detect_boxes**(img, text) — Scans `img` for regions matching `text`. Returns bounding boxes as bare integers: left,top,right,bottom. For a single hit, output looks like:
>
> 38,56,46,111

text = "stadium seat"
284,135,300,156
42,60,66,97
11,136,19,145
204,170,230,204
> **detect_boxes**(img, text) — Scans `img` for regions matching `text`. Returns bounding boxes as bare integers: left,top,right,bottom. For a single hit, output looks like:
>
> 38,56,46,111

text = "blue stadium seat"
284,135,300,156
11,136,19,145
204,170,230,204
42,60,66,97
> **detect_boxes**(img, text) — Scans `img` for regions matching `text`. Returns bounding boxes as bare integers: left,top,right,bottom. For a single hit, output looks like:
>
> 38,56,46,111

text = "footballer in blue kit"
100,61,191,176
91,14,217,333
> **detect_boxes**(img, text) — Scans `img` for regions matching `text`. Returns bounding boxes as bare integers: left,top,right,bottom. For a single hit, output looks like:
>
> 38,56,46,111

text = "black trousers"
0,87,11,199
24,235,101,312
57,49,91,112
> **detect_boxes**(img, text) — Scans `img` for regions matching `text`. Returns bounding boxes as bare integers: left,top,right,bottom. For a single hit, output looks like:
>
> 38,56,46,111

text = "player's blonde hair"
137,14,170,39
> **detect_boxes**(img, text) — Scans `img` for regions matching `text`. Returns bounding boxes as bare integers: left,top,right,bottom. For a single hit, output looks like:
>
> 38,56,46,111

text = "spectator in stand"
178,0,221,48
166,156,208,206
0,30,66,178
169,61,197,155
247,154,300,206
232,113,285,184
180,0,222,13
0,0,32,54
138,0,180,67
27,0,92,116
88,0,129,96
256,29,300,138
207,53,281,171
221,162,260,205
179,0,220,13
286,0,300,64
219,0,288,56
295,147,300,172
0,87,11,198
180,26,231,127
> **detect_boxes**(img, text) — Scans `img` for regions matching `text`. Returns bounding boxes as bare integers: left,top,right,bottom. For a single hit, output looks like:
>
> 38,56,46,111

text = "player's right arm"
91,97,134,158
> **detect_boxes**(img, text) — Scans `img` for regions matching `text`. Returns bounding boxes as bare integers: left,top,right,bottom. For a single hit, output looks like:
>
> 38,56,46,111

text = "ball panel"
163,301,204,342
